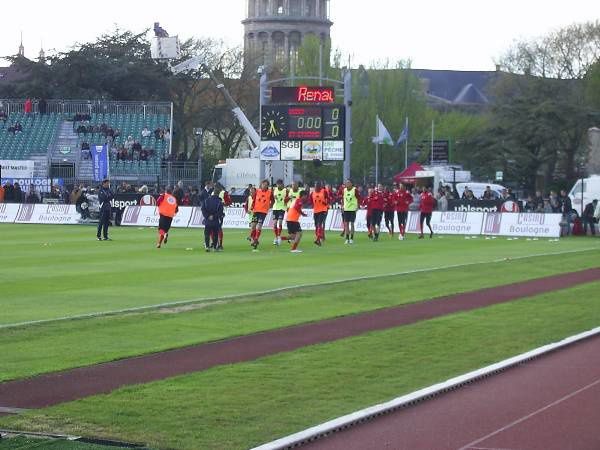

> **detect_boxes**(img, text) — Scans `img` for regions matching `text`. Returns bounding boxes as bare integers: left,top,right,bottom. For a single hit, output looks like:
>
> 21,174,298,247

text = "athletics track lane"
303,334,600,450
0,268,599,410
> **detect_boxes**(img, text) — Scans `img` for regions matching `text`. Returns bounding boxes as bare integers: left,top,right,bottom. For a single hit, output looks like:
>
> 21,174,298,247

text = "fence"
0,99,172,118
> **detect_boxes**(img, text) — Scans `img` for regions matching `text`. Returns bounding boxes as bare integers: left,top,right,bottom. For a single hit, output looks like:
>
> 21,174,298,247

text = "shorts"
396,211,408,225
343,210,356,223
272,210,285,221
314,211,327,227
287,221,301,234
158,215,173,232
384,211,395,223
253,212,267,224
248,213,255,225
371,209,383,225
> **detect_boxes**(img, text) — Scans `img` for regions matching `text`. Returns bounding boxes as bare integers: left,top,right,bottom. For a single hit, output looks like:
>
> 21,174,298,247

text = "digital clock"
260,105,345,142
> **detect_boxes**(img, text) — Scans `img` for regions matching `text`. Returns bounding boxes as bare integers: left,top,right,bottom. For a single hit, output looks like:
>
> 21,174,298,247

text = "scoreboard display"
260,103,345,161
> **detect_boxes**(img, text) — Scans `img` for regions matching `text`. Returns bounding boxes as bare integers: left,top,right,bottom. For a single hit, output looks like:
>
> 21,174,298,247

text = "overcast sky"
1,0,596,70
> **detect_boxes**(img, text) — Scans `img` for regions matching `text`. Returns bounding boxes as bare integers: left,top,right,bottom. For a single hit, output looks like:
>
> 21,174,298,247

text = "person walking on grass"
202,187,224,252
419,187,436,239
156,187,178,248
342,179,360,244
284,190,308,253
97,179,114,241
250,180,273,251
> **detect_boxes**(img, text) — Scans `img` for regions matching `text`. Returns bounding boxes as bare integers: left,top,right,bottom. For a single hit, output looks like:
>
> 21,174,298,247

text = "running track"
0,268,599,411
302,333,600,450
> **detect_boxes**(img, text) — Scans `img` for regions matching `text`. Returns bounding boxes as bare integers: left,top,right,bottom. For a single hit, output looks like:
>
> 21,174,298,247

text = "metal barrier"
0,99,172,118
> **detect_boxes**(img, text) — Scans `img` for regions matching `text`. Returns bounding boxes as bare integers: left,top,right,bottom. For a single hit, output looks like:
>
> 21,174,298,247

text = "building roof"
410,69,498,106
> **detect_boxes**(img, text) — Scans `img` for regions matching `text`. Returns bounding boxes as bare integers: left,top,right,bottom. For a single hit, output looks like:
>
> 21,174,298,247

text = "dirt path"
302,334,600,450
1,268,599,410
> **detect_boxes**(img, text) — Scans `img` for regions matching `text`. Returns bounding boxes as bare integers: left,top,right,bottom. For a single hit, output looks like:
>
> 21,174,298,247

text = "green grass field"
1,224,599,449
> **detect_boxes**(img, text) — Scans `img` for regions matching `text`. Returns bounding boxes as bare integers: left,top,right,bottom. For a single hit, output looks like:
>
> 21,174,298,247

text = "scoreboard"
260,86,346,162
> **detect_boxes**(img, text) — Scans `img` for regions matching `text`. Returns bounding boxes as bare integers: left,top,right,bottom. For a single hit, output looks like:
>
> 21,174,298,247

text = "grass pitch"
1,224,600,449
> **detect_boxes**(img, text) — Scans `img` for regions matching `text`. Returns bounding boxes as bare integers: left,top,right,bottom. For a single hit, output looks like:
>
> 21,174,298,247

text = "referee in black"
97,179,114,241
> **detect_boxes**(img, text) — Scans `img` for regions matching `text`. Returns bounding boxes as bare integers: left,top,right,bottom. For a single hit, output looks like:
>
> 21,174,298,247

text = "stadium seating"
0,112,61,159
76,112,170,178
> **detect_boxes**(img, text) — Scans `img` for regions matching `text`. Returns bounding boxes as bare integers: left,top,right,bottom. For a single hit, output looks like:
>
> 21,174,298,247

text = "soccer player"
419,187,436,239
342,179,360,244
250,179,273,250
383,185,396,237
216,183,232,250
272,179,288,245
368,184,385,241
394,183,412,240
363,187,374,239
286,190,308,253
244,186,257,242
156,186,179,248
310,181,330,246
202,187,224,252
286,181,302,210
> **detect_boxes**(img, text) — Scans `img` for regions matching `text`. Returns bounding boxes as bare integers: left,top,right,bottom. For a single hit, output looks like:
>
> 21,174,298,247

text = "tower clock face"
261,108,288,139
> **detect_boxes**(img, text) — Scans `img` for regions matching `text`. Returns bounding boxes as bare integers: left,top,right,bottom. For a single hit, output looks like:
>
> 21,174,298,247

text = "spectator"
199,181,214,206
0,182,4,203
481,186,493,200
0,109,7,125
15,122,23,133
3,182,14,202
464,189,475,201
25,185,40,204
164,129,171,141
549,190,561,213
12,182,23,203
24,98,32,114
39,98,47,115
436,190,448,212
173,180,185,205
534,191,544,211
524,195,536,212
141,126,152,138
124,135,135,151
582,200,597,236
190,187,201,206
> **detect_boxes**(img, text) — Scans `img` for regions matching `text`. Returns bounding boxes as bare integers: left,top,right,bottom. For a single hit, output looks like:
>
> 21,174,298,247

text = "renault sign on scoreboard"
260,86,346,161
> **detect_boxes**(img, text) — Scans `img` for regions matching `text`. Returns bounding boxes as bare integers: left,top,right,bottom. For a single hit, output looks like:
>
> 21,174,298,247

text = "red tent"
393,162,424,184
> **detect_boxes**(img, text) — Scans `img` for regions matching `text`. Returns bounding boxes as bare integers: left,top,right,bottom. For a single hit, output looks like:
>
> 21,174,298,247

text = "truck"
212,159,294,193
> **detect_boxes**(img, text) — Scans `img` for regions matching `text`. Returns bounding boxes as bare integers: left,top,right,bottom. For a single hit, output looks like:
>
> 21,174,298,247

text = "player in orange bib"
156,186,179,248
250,179,274,250
309,181,330,246
286,190,308,253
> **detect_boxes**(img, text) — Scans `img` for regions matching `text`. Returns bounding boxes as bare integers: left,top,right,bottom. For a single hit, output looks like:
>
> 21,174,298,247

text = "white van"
456,183,507,200
568,176,600,216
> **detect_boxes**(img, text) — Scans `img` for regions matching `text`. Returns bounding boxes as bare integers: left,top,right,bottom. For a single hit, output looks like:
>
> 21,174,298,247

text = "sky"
1,0,597,71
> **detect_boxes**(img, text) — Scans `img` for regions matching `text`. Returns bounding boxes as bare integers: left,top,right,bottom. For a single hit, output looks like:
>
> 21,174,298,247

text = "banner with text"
482,213,561,238
120,206,192,228
0,160,35,178
0,203,21,223
14,204,81,224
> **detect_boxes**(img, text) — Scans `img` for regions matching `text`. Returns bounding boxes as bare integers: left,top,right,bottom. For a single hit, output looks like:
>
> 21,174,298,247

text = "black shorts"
397,211,408,225
158,215,173,232
384,211,395,222
272,210,285,221
287,221,301,234
343,211,356,223
314,211,327,227
420,212,432,223
253,212,267,224
371,209,383,225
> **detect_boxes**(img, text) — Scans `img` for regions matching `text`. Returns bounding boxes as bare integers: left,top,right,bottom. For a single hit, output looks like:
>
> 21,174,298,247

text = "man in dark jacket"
12,182,23,203
582,200,597,236
97,179,114,241
201,187,224,252
199,181,214,207
560,190,573,236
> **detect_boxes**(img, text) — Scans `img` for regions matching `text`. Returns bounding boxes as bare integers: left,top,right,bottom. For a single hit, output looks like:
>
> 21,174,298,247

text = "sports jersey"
253,189,273,214
287,198,303,222
343,187,359,211
310,189,329,213
272,187,288,211
420,191,436,213
394,190,413,212
157,193,178,218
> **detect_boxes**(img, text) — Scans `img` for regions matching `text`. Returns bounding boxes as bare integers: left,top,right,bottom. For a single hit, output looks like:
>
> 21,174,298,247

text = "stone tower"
242,0,332,71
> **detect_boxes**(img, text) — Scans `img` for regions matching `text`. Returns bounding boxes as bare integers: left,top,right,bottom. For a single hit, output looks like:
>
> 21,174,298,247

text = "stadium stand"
0,112,60,158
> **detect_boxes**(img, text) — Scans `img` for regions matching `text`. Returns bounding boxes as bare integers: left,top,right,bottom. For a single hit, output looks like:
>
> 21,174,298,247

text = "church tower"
242,0,332,71
18,32,25,57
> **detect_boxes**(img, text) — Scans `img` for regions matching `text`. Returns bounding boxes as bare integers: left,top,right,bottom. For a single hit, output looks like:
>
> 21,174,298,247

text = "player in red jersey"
394,183,413,240
367,185,385,241
419,187,436,239
383,185,396,237
286,190,308,253
363,187,374,239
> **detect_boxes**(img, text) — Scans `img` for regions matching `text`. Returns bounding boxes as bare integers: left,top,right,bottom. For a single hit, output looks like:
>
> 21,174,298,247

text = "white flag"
372,117,394,146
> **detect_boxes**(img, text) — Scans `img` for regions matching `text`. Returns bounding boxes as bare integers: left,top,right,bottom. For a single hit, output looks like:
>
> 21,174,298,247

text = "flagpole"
431,119,435,166
404,117,409,170
375,115,380,185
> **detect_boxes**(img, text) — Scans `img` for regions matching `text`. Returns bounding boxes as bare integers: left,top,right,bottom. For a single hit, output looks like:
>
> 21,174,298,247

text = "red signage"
271,86,335,104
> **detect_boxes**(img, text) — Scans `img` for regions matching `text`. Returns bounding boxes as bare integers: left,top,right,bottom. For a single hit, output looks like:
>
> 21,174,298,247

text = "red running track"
303,334,600,450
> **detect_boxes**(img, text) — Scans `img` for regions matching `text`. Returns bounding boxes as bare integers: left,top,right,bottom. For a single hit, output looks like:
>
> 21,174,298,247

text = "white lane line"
250,327,600,450
457,378,600,450
1,247,599,330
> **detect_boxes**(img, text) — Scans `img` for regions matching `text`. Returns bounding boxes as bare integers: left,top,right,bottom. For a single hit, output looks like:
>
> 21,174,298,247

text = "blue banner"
92,144,109,182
